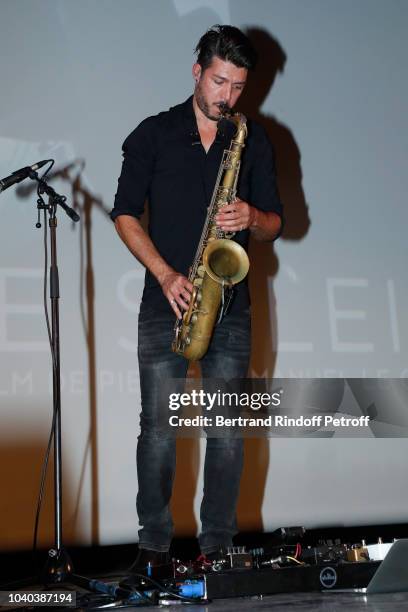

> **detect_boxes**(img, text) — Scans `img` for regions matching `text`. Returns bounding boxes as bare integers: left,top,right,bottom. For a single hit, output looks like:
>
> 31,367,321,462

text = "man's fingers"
217,206,240,218
174,276,193,293
167,293,183,317
216,202,249,227
173,282,193,307
171,300,182,318
181,279,194,293
217,214,243,225
221,217,245,226
168,287,191,314
218,217,249,230
176,294,190,310
164,273,198,316
180,288,192,303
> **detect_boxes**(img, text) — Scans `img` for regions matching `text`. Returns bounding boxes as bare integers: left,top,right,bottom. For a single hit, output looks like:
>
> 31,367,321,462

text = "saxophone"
172,110,249,361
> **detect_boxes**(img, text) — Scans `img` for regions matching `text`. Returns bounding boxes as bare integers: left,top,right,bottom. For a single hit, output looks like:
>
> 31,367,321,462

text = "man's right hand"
113,216,194,318
158,269,194,318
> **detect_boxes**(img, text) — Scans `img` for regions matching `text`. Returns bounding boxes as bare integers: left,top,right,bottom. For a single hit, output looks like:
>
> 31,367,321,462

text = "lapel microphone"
190,131,201,146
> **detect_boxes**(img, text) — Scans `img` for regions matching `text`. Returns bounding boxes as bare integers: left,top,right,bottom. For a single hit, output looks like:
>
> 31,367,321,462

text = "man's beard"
195,83,223,121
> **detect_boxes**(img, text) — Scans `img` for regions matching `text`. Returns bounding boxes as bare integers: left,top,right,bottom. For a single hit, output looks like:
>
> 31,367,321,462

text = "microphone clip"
190,131,201,146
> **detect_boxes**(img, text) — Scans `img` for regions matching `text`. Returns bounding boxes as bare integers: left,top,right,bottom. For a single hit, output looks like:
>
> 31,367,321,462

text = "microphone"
190,130,201,146
16,159,85,198
0,160,49,193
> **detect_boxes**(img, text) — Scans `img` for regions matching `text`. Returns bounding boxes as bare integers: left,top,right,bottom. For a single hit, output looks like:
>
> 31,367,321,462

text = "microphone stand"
28,174,102,597
3,171,130,607
29,171,79,583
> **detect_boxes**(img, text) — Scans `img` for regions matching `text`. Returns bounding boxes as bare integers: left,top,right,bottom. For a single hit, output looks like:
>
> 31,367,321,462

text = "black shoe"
202,547,228,563
120,548,171,588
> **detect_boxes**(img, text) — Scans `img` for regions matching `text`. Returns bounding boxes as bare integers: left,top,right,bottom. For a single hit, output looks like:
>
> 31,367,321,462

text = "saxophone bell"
203,238,249,286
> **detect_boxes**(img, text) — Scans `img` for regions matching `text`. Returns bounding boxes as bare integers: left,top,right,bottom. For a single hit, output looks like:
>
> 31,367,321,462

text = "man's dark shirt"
111,96,283,314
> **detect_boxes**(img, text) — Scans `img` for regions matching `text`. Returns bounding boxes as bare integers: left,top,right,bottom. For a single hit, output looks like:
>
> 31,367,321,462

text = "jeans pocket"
226,310,251,344
138,303,157,321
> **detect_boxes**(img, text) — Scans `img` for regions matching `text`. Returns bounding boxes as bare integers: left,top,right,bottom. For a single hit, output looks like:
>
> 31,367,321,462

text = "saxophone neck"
224,115,247,145
218,104,247,138
232,114,247,144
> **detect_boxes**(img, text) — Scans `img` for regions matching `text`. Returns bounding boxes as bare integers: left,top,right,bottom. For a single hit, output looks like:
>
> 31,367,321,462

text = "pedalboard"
92,529,401,605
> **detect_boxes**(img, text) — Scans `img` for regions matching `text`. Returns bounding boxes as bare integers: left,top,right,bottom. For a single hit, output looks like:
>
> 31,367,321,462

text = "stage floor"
2,529,408,610
112,590,408,611
1,581,408,611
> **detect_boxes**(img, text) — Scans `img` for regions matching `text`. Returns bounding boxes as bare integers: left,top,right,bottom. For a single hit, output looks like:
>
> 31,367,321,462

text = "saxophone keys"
197,265,205,277
193,278,203,287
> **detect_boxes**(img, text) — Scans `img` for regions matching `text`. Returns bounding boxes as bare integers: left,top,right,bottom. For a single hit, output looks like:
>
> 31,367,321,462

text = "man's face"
193,56,248,121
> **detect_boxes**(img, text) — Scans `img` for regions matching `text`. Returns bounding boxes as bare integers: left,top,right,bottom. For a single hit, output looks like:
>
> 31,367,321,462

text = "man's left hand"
215,197,256,232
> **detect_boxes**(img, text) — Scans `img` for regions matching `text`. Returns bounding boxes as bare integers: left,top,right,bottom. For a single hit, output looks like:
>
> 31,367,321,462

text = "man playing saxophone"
111,25,283,576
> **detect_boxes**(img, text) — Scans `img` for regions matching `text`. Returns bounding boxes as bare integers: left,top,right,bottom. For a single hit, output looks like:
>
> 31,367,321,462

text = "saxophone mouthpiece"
218,102,233,118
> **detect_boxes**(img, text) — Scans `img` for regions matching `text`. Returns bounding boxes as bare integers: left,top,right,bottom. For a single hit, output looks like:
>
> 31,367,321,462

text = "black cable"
125,573,208,604
77,596,151,610
74,579,158,610
1,159,60,579
42,159,55,179
32,194,58,553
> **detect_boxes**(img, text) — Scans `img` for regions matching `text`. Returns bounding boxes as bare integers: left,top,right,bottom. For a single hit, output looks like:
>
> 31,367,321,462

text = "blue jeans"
136,304,251,554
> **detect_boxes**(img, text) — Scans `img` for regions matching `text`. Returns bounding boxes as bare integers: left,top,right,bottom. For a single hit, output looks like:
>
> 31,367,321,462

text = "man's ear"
192,63,202,82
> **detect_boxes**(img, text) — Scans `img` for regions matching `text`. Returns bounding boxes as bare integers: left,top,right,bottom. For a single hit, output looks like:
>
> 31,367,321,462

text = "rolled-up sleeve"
250,124,284,237
110,118,156,222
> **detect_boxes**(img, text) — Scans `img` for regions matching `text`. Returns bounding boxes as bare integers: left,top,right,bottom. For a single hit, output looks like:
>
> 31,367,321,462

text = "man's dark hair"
195,25,257,71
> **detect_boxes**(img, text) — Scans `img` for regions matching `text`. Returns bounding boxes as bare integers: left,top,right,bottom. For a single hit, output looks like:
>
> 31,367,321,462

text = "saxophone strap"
217,281,234,324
